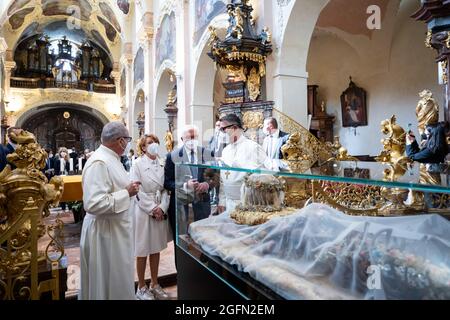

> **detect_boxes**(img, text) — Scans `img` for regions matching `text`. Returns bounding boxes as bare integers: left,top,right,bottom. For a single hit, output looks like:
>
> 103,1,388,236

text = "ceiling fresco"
41,0,93,21
3,0,124,48
7,0,33,16
9,7,34,30
97,15,118,42
99,2,122,33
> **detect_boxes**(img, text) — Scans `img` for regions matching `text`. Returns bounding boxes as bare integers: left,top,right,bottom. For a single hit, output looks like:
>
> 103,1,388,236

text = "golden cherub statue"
375,115,410,165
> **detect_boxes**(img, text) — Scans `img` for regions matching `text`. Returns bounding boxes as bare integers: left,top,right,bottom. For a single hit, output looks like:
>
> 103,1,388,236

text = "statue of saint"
416,90,439,136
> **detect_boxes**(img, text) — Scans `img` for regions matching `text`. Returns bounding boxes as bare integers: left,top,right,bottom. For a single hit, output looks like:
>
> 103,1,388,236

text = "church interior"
0,0,449,301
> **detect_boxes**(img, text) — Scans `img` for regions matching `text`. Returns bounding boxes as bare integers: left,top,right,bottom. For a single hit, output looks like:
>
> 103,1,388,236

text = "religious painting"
134,47,144,87
117,0,130,14
99,2,122,33
42,0,92,21
7,0,32,16
97,16,117,42
194,0,227,46
340,77,367,128
9,8,34,30
155,12,176,70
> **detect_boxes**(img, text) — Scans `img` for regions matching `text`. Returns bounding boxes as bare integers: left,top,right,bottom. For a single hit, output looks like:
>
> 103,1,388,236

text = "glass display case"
174,160,450,300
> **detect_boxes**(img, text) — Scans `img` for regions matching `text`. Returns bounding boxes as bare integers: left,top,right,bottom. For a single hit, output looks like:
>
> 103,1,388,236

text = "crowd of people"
78,115,294,300
2,115,448,301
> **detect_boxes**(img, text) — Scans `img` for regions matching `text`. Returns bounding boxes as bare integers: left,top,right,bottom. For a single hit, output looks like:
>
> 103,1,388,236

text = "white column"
120,43,134,133
140,19,154,134
273,71,309,128
175,0,189,141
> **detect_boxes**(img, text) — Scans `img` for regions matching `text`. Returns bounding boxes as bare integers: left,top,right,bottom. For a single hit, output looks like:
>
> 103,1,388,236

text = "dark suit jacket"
164,146,214,236
54,158,70,176
0,143,15,172
264,131,290,159
406,140,447,164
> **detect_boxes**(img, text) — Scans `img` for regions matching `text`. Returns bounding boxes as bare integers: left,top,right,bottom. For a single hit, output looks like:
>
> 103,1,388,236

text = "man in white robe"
217,114,268,213
79,122,141,300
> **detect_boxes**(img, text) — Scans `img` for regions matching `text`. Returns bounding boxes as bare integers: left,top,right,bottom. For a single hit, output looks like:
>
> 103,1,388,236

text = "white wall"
307,17,443,156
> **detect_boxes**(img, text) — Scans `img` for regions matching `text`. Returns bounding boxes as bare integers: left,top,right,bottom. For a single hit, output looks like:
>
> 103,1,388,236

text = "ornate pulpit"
208,0,273,141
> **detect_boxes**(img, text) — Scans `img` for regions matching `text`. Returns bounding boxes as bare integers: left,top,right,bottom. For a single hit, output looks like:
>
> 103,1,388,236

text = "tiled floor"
39,209,177,299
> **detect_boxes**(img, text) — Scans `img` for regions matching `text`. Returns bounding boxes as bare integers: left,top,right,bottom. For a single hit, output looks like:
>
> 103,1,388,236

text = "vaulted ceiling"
1,0,128,60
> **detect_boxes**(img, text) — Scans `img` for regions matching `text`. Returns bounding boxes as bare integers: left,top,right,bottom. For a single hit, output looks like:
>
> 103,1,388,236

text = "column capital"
139,27,154,49
120,53,134,67
4,60,16,73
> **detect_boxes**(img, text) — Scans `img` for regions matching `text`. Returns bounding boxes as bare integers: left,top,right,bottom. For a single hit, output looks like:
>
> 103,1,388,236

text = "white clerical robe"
79,145,135,300
219,135,268,211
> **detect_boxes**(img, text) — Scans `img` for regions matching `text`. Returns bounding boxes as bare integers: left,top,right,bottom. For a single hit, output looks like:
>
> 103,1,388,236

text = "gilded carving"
0,131,64,300
425,29,432,48
247,67,261,101
242,111,264,129
164,130,174,153
375,115,410,165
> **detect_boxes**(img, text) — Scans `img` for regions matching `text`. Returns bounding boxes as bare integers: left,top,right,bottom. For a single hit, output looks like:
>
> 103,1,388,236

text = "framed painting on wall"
340,77,368,127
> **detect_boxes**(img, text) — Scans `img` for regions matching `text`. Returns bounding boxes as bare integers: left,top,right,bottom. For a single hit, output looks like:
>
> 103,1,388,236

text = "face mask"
147,143,159,156
219,131,229,144
60,152,67,158
263,124,271,136
185,139,199,151
120,138,131,156
49,154,54,158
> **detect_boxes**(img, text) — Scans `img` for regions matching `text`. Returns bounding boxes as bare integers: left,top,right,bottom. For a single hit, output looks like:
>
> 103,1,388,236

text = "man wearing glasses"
80,121,141,300
216,114,268,214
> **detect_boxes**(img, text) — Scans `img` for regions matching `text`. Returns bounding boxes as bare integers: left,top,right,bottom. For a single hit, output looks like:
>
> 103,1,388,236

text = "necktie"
189,150,198,178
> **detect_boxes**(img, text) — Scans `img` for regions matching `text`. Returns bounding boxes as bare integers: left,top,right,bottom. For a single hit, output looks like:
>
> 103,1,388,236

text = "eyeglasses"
118,136,132,142
219,125,234,133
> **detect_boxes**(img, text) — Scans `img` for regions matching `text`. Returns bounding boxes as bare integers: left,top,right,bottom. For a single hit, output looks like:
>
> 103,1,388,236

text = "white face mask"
49,154,54,158
147,143,159,156
219,131,229,144
185,139,199,151
263,123,271,136
120,138,131,156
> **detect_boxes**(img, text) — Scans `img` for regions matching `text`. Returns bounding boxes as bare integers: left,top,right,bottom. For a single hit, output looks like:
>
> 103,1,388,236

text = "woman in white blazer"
131,134,171,300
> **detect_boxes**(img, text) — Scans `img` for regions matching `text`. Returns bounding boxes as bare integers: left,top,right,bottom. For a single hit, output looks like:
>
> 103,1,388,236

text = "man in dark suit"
0,127,22,171
44,148,55,180
164,125,214,239
262,117,290,159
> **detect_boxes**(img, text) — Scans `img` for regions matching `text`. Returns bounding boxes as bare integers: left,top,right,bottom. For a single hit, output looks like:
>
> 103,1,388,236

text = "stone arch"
16,103,108,151
274,0,330,127
191,14,228,139
132,88,145,142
